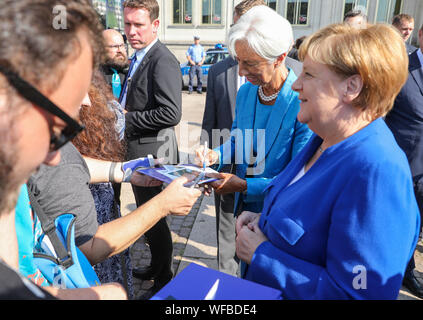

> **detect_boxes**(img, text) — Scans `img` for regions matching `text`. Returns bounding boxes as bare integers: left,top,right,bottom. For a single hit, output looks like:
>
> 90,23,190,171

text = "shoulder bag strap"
26,178,73,269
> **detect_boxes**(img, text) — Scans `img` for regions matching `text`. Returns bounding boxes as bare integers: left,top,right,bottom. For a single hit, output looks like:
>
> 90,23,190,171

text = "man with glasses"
0,0,110,299
101,29,129,99
0,0,200,300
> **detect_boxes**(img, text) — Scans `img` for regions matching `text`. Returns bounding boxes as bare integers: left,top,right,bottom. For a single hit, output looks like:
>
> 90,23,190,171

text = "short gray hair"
227,5,293,62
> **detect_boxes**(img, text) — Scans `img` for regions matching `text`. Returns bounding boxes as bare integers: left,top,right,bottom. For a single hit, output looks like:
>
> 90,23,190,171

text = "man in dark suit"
120,0,182,296
385,23,423,299
201,0,302,276
392,14,417,55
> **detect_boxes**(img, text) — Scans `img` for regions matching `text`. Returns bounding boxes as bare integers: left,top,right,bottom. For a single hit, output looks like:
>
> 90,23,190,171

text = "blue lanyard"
110,68,122,99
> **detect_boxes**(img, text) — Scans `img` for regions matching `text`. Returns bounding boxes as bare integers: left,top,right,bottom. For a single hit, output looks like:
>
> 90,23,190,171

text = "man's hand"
156,176,202,216
207,172,247,195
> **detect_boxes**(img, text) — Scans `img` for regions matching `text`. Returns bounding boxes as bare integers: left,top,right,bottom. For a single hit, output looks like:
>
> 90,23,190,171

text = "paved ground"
121,90,423,300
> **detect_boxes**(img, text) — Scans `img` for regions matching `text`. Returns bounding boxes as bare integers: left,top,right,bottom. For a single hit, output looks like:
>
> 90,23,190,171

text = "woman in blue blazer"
235,23,421,299
195,6,312,215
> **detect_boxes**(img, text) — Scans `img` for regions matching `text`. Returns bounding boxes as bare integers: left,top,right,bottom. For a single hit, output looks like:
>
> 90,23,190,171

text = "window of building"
264,0,277,10
202,0,222,25
286,0,309,25
173,0,192,24
375,0,402,22
343,0,368,17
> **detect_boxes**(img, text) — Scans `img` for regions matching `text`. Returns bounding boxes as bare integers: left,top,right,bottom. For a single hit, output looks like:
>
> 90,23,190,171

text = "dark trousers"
215,191,240,276
406,181,423,276
112,182,121,207
132,184,173,284
214,165,240,276
188,65,203,92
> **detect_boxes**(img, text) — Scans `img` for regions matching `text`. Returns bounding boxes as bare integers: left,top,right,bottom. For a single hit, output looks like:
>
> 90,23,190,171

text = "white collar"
135,37,158,60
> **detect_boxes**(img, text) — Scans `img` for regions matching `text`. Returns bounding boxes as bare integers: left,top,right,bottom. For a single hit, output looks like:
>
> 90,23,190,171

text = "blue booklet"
151,263,283,300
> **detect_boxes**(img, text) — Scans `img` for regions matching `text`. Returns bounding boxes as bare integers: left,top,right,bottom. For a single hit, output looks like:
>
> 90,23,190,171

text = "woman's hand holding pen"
194,145,219,168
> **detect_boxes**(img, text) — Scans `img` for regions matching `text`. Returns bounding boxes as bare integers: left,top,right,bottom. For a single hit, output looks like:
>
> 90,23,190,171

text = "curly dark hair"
72,70,126,162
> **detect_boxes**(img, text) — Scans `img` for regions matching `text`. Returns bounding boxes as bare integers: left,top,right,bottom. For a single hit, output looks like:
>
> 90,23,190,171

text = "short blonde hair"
299,23,408,119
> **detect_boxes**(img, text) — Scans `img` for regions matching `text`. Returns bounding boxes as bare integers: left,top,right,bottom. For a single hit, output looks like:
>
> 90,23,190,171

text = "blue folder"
151,263,283,300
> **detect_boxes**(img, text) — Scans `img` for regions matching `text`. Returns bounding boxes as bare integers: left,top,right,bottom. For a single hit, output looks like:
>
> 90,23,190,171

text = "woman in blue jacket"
235,23,421,299
196,6,312,215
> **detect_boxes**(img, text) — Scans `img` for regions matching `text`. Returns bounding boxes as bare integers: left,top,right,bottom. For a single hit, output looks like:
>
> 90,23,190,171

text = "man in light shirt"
186,35,206,94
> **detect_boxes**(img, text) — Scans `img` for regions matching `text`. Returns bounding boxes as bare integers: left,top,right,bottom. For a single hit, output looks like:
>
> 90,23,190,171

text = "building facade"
92,0,423,63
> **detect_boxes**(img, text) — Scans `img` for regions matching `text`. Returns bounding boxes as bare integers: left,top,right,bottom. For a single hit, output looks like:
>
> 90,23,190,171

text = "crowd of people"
0,0,422,301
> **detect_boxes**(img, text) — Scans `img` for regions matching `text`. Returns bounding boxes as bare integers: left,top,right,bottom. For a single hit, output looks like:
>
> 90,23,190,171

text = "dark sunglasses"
0,65,85,151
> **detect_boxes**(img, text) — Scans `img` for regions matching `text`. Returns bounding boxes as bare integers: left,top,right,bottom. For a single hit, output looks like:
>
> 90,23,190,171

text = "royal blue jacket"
246,118,420,299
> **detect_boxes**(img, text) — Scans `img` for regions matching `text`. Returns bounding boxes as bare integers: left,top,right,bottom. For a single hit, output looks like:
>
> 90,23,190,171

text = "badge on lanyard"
111,68,122,99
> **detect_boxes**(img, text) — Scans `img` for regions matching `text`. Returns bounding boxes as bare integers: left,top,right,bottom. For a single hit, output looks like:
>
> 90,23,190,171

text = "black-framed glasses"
0,65,85,151
106,44,126,50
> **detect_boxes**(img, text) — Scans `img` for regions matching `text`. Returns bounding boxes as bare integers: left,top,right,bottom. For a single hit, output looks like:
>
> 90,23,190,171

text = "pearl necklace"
258,85,280,102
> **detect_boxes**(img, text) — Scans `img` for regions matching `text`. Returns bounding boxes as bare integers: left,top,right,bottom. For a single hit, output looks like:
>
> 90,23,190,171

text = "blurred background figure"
343,8,367,29
385,22,423,298
392,14,417,54
288,36,306,61
101,29,129,99
186,35,206,94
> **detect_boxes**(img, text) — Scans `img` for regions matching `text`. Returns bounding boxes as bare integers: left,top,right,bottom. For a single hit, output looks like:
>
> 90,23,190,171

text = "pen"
203,141,207,171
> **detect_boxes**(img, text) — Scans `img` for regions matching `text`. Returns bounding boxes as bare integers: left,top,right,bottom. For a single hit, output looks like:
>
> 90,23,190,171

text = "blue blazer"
215,70,312,214
246,119,420,299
